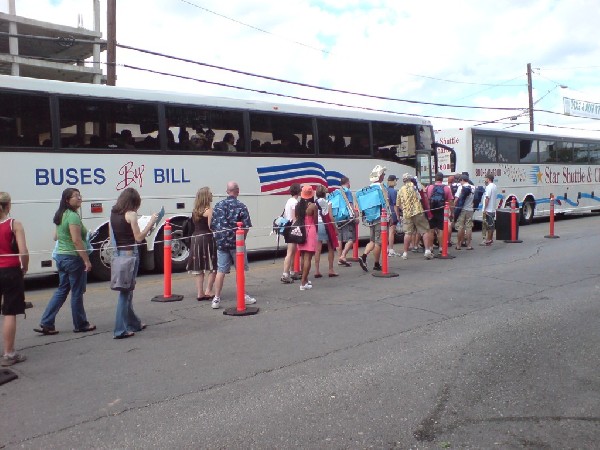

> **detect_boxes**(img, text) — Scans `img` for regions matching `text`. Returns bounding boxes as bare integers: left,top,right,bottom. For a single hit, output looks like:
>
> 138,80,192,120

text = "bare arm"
13,220,29,275
69,224,91,271
126,210,158,242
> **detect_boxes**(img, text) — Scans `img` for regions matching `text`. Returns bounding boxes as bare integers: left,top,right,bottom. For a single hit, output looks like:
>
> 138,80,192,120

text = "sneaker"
299,283,313,291
280,275,294,284
290,273,302,281
387,249,396,257
401,252,408,260
424,250,434,260
1,352,26,367
211,297,221,309
358,255,368,272
244,294,257,305
373,263,382,271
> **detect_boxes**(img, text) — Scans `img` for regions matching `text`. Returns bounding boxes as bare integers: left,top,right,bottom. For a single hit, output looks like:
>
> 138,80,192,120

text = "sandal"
455,247,461,251
114,331,135,339
328,273,339,277
337,260,352,267
73,324,96,333
466,247,474,250
33,325,59,336
314,273,323,278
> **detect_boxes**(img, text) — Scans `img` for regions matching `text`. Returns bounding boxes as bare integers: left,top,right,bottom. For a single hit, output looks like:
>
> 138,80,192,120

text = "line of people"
278,166,500,285
0,170,499,366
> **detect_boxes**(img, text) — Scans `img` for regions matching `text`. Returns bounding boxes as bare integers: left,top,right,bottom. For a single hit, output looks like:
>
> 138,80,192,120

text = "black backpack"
429,185,446,212
472,186,485,210
454,185,472,217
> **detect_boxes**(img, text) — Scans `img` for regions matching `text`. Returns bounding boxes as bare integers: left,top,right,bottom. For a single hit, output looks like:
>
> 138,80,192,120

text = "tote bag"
110,254,137,292
286,219,306,244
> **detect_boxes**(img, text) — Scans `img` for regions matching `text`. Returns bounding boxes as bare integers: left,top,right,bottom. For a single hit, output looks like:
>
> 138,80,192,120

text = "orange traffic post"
372,208,398,278
437,202,455,259
223,222,259,316
504,198,523,243
152,218,183,302
293,245,301,278
545,194,560,239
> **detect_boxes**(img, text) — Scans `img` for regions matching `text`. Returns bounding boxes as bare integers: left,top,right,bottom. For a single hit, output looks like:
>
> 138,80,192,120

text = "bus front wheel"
89,227,112,281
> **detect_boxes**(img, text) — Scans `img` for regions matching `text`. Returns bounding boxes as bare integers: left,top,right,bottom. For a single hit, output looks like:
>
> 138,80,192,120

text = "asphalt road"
1,215,599,449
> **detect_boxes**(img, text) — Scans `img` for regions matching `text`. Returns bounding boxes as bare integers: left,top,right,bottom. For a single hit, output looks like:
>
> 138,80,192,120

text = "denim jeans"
113,248,142,337
40,254,89,330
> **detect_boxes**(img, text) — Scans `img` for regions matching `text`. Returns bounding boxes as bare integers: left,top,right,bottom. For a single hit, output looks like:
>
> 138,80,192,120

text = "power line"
177,0,330,55
176,0,522,88
117,43,526,112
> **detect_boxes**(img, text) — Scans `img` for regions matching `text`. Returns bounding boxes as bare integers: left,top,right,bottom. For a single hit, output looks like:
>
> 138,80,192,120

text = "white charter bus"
0,75,438,280
436,127,600,223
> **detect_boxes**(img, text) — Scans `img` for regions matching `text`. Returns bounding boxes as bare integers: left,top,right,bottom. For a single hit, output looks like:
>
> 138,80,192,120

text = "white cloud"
5,0,600,134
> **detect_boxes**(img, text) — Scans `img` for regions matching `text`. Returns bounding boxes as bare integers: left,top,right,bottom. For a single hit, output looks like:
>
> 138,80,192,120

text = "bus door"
416,150,434,186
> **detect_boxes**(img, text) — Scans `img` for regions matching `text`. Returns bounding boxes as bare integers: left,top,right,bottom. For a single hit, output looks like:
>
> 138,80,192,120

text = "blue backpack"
356,185,385,224
429,185,446,211
328,189,351,223
472,186,485,210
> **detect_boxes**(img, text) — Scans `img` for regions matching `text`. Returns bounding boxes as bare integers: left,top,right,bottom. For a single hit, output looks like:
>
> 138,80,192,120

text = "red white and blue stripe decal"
257,162,345,194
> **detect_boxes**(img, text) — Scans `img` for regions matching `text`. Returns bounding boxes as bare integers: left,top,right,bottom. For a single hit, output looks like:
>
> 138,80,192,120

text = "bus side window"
58,97,159,150
316,118,369,157
249,112,313,155
0,92,52,148
164,106,245,153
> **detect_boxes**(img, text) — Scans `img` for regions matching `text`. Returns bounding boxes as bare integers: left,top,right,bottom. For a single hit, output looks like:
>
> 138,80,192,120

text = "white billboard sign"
563,97,600,119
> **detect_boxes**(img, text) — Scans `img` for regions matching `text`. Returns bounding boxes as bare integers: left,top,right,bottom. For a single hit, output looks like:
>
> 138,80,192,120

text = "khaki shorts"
455,210,474,232
403,213,430,235
369,221,382,244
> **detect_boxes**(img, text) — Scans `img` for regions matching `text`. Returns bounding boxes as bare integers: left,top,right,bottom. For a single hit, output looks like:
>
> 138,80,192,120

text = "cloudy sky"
3,0,600,136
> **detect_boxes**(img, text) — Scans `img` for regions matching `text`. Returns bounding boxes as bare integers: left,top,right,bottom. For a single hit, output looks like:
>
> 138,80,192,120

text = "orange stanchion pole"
545,194,560,239
504,198,523,243
381,209,389,274
372,208,398,278
223,222,259,316
151,218,183,302
293,245,300,273
438,202,454,259
235,222,246,312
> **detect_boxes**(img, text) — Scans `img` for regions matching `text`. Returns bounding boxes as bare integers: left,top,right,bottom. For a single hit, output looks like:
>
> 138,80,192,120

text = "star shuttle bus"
0,75,440,280
435,127,600,224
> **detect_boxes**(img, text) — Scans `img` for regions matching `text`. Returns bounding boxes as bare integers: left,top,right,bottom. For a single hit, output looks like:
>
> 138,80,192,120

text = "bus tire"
89,227,112,281
520,198,535,225
154,223,190,273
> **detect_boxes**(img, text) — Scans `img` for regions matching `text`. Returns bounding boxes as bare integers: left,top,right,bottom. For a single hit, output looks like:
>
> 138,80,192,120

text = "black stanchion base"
372,271,399,278
0,369,18,386
434,254,456,259
151,294,184,303
223,306,260,316
544,235,560,239
504,240,523,243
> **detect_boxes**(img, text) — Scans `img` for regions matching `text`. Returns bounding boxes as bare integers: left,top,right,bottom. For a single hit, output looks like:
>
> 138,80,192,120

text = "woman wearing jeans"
35,188,94,335
110,188,158,339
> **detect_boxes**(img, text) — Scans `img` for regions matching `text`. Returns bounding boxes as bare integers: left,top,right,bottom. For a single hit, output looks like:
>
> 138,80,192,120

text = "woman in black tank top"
110,188,158,339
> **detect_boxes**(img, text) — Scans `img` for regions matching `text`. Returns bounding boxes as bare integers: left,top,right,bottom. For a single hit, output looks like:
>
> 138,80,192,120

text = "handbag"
286,219,306,244
110,254,137,291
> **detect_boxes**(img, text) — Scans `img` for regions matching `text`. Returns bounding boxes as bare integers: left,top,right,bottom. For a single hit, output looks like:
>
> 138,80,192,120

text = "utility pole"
107,0,116,86
527,63,534,131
